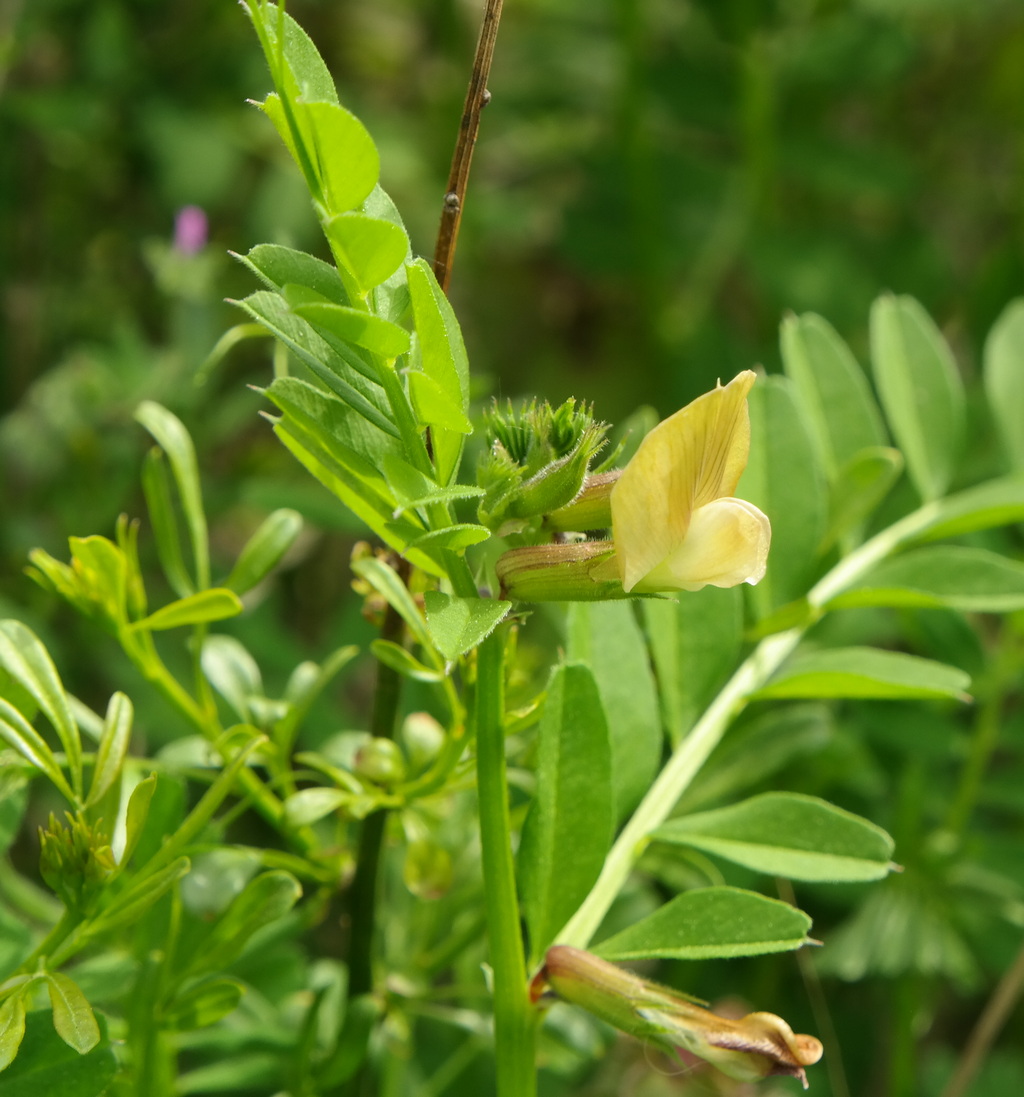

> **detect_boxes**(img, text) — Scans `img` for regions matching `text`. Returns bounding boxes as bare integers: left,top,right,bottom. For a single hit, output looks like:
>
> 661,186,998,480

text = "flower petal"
611,371,757,593
632,496,771,593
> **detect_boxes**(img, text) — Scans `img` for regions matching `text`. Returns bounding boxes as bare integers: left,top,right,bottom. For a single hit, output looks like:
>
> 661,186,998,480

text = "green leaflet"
86,693,133,808
136,402,210,589
423,593,511,661
236,292,396,436
821,446,903,550
226,508,303,595
595,887,812,961
653,792,895,882
0,994,26,1072
293,301,411,359
351,556,433,653
163,977,246,1031
566,602,662,820
870,294,965,502
283,788,350,828
406,259,471,485
185,870,302,977
271,426,440,576
781,311,888,480
828,546,1024,612
236,244,348,305
201,636,263,724
0,622,82,800
46,973,100,1055
519,663,613,962
740,376,827,612
757,646,971,701
132,589,244,632
911,474,1024,542
301,101,379,215
370,639,443,682
983,297,1024,472
120,774,158,869
141,448,193,599
246,2,339,107
325,213,408,294
382,453,484,514
264,376,400,484
643,587,742,747
0,1009,116,1096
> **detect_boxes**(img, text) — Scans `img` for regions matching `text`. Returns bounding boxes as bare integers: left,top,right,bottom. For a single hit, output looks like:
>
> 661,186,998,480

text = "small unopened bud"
354,738,406,786
495,542,627,602
399,712,446,773
39,812,116,914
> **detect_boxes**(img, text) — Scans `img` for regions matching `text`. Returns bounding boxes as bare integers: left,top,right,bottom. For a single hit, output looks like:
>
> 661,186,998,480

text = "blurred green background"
3,1,1024,1094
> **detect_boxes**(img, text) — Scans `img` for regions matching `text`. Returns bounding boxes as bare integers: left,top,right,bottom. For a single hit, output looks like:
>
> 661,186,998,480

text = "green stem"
122,626,308,854
338,573,411,1097
475,629,536,1095
558,499,941,948
18,908,77,972
442,548,479,599
945,624,1022,836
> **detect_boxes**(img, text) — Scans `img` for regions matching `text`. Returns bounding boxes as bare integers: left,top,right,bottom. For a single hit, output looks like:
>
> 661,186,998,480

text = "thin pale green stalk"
475,629,536,1095
558,500,941,949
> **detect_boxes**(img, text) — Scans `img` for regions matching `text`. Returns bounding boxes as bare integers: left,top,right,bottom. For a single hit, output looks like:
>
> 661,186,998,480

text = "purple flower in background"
174,205,208,255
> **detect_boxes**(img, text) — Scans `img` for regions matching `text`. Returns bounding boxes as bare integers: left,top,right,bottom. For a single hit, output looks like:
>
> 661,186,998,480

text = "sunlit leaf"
740,377,827,612
653,793,894,881
870,294,965,502
46,973,100,1054
757,646,971,701
0,621,82,796
86,693,133,808
133,589,243,632
644,587,742,747
567,601,661,819
781,311,887,480
519,663,613,961
0,1009,115,1096
227,509,302,594
325,213,408,293
423,593,510,661
595,887,812,961
828,546,1024,612
983,297,1024,472
136,401,210,589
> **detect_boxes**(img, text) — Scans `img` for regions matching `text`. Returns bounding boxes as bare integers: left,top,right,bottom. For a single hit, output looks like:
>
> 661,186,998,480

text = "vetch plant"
2,3,1024,1097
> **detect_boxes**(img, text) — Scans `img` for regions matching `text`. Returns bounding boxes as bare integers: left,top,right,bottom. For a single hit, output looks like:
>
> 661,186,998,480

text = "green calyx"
477,399,609,530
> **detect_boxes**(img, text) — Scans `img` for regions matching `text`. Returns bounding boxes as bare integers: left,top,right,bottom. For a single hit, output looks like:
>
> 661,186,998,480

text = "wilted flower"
536,945,823,1088
496,372,770,601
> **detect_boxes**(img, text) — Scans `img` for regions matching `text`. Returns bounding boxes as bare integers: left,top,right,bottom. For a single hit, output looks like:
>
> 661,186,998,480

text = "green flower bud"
477,399,609,530
353,738,406,786
39,812,116,914
399,712,446,774
544,472,616,533
495,542,629,602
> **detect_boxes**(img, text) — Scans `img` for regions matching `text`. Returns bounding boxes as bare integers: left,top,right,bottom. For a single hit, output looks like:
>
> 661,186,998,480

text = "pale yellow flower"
598,369,771,594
